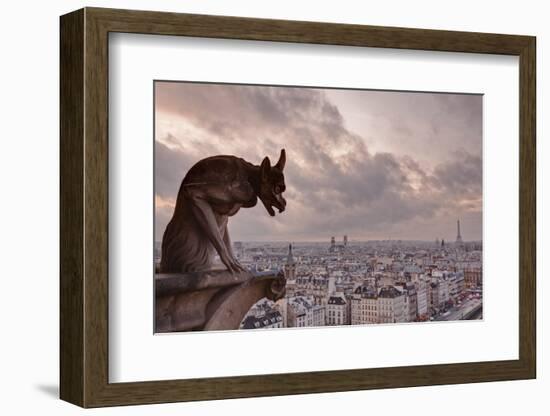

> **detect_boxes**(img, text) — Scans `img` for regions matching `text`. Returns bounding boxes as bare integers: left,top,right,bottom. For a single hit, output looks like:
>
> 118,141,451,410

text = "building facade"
378,286,405,323
351,286,378,324
287,295,326,328
464,266,482,288
326,294,349,326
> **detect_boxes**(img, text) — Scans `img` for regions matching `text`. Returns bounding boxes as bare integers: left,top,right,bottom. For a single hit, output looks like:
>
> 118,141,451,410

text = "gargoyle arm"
223,223,238,262
184,185,247,273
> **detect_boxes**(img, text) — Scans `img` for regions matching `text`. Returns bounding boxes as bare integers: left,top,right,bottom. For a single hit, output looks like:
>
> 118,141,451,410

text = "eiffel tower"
456,219,464,245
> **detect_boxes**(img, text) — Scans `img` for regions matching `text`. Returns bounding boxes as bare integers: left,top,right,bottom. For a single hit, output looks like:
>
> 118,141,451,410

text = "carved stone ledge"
155,269,286,332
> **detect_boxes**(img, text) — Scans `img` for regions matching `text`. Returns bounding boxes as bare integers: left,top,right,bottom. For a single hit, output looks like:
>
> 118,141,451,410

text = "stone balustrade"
155,269,286,332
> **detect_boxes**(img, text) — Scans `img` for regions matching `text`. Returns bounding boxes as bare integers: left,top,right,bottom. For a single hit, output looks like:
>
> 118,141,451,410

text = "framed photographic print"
60,7,536,408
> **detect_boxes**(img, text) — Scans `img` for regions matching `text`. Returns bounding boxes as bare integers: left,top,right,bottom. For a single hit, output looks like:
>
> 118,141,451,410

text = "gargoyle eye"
274,184,285,194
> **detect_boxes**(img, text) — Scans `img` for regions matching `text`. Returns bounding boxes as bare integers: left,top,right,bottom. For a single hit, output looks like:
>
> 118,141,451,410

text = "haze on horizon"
154,82,482,243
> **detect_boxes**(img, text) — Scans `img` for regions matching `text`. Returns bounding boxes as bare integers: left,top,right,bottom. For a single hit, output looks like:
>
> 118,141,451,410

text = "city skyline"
155,234,481,245
155,82,482,242
154,225,480,245
235,235,483,330
154,229,483,332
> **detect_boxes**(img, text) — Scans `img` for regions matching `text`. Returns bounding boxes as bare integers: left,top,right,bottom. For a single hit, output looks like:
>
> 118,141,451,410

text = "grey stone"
155,269,286,332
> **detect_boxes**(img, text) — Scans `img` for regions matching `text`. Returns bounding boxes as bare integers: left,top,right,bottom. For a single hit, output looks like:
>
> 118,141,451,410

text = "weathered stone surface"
155,269,286,332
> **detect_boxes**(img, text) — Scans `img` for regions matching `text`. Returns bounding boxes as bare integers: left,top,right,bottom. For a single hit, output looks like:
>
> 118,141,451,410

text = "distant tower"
233,241,244,259
284,244,296,279
441,239,445,248
330,236,336,251
456,219,464,245
328,276,336,294
343,235,348,247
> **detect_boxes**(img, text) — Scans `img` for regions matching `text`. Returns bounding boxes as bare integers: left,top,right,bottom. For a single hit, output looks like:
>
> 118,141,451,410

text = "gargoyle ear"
274,148,286,171
260,156,271,182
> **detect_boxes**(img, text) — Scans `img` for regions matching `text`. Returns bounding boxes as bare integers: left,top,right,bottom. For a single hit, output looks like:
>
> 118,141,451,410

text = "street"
434,298,482,321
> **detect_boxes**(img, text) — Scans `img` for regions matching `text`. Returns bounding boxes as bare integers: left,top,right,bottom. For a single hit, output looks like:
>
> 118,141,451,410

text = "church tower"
284,244,296,279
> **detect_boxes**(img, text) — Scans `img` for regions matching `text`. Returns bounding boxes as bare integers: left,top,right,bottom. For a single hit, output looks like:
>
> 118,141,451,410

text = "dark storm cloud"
431,150,482,196
155,82,482,242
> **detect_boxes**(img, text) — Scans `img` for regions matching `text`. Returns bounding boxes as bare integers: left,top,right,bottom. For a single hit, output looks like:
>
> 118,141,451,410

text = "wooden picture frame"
60,7,536,408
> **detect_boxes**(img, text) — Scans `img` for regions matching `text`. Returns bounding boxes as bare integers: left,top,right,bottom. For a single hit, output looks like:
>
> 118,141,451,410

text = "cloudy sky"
154,81,482,243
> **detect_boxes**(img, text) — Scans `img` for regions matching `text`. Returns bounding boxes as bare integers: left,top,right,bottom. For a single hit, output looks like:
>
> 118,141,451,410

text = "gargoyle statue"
160,149,287,273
